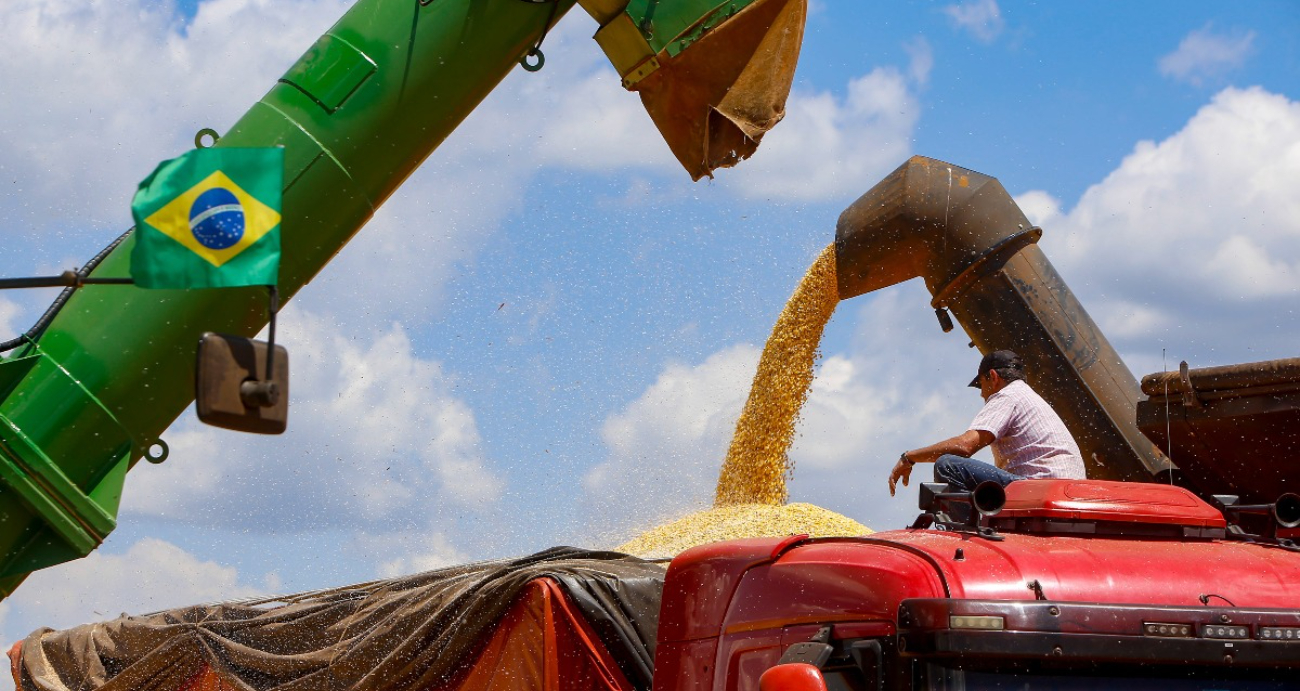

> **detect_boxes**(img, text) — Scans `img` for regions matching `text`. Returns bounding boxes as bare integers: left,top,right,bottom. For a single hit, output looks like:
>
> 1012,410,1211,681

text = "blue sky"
0,0,1298,658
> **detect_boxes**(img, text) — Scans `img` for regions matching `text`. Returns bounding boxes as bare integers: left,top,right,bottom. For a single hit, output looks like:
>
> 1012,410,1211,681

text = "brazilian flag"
130,147,283,289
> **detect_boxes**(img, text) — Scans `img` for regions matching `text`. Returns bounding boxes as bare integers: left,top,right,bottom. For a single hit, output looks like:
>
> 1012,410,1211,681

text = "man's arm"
905,430,994,464
888,429,995,496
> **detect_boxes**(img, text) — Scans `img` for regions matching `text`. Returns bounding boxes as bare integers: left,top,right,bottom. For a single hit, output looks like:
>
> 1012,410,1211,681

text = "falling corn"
616,244,865,559
715,243,840,506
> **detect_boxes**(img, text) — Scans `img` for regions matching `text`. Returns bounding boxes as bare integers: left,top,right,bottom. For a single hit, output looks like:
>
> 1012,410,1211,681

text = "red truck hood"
660,520,1300,643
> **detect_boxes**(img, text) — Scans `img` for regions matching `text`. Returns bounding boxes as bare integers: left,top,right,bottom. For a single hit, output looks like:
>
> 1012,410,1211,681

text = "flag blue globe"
189,188,245,250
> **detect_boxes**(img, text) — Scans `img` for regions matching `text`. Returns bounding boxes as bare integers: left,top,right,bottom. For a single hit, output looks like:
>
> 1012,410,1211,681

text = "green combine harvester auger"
0,0,807,600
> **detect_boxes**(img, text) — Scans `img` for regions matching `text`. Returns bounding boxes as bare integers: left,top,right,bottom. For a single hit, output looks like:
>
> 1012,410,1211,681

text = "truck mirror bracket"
777,626,833,667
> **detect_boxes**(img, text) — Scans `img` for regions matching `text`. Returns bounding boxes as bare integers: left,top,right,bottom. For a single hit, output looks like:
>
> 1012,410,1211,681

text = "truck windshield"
922,663,1299,690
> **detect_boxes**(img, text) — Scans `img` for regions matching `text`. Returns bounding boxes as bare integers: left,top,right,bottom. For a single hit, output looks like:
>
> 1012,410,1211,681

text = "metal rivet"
194,128,220,149
519,47,545,72
1048,606,1060,616
144,439,170,464
1051,646,1063,656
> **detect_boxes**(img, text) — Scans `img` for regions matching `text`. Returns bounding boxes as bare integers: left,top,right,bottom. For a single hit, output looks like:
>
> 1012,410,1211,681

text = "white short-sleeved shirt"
967,380,1086,479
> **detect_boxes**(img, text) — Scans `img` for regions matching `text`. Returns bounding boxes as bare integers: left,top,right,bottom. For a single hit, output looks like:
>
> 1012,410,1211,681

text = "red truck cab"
654,479,1300,691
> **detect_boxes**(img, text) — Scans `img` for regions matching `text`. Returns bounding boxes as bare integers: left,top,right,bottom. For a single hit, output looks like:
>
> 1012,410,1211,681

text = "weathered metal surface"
630,0,806,180
1138,358,1300,503
1142,357,1300,396
835,156,1171,482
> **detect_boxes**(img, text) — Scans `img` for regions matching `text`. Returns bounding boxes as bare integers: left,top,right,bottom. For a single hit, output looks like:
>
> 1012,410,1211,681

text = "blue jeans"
934,454,1020,492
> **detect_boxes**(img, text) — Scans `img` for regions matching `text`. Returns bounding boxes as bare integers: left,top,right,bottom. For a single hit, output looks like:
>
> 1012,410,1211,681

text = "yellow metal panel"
621,56,661,89
576,0,628,25
594,13,657,77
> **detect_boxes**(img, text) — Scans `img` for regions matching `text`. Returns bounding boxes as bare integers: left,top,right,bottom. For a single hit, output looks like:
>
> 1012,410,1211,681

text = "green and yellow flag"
130,147,283,288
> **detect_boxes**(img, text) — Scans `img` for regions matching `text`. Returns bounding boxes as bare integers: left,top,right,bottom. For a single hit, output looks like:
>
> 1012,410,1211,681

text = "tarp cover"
635,0,807,180
12,547,665,691
151,577,636,691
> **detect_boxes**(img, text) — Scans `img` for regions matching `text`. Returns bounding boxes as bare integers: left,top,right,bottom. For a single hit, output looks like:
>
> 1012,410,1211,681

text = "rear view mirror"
195,332,288,434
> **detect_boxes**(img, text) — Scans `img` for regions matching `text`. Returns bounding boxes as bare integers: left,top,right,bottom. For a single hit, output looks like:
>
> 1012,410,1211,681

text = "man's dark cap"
969,350,1023,387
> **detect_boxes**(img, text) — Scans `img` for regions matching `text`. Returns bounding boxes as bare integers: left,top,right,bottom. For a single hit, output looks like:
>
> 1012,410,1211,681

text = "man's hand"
889,454,914,496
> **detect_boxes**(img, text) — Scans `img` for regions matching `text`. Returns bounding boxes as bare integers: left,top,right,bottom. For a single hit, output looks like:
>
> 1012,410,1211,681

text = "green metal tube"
0,0,576,596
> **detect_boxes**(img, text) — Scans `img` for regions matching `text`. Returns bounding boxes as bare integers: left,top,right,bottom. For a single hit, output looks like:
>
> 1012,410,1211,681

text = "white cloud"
943,0,1004,44
1158,24,1256,86
791,354,895,471
1024,86,1300,364
1043,88,1299,286
1013,189,1063,229
301,163,525,329
0,296,21,339
373,532,471,579
1202,235,1300,298
904,37,935,87
722,67,920,200
122,307,502,529
1090,299,1174,341
583,345,758,535
2,538,263,643
524,62,677,173
0,0,349,254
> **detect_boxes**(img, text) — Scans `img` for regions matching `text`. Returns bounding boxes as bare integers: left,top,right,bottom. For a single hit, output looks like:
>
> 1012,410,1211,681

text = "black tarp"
14,547,665,691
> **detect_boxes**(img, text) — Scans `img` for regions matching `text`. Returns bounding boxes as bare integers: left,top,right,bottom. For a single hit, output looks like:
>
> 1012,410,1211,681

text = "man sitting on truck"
888,350,1086,495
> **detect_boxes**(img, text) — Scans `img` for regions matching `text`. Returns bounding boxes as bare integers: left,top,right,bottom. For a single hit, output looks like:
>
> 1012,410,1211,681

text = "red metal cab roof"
999,479,1226,528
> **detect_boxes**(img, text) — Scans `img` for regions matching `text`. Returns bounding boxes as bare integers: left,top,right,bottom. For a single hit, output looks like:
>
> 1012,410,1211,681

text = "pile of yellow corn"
616,502,870,559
